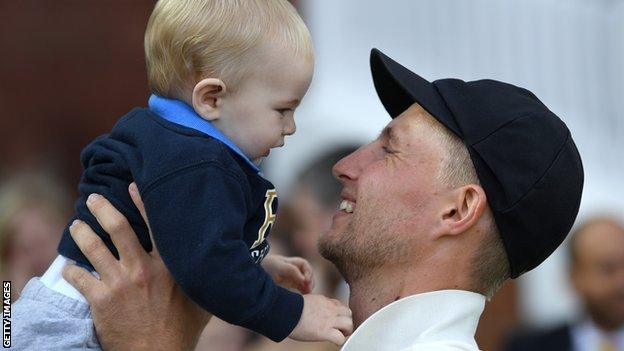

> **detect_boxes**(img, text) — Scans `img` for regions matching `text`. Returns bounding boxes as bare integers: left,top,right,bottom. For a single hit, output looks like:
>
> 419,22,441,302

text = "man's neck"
348,268,401,327
347,262,476,328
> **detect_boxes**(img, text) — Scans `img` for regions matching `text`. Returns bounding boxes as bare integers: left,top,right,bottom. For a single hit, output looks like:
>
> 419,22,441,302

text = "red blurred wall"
0,1,156,186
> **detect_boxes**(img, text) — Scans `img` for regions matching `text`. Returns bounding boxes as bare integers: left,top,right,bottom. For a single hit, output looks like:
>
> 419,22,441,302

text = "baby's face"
217,42,314,164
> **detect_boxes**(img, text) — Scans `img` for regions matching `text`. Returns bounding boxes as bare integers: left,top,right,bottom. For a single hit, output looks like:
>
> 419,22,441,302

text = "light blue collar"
148,94,260,173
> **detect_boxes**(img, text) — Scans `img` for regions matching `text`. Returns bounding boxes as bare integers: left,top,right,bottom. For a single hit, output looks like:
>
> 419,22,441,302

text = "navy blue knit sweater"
57,96,303,341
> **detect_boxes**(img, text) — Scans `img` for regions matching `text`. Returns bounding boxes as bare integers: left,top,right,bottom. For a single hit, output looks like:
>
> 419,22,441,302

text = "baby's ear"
192,78,227,121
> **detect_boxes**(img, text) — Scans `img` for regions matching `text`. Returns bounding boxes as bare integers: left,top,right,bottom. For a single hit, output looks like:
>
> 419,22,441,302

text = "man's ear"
192,78,227,121
440,184,487,236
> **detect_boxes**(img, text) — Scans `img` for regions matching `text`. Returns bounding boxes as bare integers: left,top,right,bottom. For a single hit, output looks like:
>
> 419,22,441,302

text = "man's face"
318,104,449,281
572,220,624,330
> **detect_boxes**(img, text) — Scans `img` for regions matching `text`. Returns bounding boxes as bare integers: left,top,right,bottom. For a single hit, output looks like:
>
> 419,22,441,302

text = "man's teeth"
339,200,355,213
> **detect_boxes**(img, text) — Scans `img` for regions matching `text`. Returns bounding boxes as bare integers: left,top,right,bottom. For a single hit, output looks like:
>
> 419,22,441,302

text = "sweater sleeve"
141,161,303,341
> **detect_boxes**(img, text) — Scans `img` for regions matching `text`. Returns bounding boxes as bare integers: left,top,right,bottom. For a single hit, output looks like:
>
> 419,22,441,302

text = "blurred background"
1,0,623,350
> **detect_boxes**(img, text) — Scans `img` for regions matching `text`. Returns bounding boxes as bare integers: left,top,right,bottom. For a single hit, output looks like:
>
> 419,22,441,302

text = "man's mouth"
338,200,355,213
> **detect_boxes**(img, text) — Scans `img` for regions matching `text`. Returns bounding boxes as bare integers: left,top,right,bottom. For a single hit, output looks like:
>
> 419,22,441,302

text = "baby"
12,0,351,349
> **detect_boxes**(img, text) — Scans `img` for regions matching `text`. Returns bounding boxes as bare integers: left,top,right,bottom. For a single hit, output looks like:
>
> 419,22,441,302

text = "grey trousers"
11,278,101,350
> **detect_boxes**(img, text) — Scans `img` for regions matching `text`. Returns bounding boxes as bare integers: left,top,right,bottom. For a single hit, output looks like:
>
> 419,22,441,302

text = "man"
506,217,624,351
63,49,584,350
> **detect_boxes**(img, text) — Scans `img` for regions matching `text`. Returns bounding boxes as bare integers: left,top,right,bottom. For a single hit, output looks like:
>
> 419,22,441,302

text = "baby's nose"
283,116,296,135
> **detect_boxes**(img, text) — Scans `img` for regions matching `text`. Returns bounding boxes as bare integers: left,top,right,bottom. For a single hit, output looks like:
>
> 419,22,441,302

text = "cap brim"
370,48,461,137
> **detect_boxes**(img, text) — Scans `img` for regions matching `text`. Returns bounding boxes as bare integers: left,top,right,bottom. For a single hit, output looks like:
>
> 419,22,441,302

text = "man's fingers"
69,220,118,278
128,182,149,229
86,193,145,264
62,263,103,302
128,183,161,259
327,328,347,346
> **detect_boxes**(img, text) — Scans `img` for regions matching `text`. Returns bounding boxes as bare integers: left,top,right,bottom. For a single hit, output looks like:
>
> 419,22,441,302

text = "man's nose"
332,146,365,182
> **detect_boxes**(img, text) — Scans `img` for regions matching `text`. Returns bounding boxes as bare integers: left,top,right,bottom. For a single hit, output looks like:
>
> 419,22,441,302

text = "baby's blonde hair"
145,0,313,98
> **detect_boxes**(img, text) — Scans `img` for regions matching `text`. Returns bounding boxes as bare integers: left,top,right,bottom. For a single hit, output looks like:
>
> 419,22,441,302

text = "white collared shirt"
341,289,486,351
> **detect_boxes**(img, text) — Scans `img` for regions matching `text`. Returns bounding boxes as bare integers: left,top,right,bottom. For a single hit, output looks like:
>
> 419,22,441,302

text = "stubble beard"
319,218,366,283
319,205,413,284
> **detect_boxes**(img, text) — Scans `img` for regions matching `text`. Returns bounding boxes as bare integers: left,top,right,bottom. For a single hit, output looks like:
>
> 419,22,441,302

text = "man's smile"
339,200,355,213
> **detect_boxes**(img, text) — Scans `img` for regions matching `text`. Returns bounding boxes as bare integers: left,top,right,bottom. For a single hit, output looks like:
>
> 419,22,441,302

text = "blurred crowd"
506,217,624,351
0,170,70,298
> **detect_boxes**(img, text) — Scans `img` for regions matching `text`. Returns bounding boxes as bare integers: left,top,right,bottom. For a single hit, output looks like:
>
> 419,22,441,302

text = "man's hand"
262,254,315,294
62,183,211,351
289,294,353,345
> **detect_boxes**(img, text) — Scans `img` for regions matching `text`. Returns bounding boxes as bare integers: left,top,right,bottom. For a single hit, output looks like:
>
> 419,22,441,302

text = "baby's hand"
262,255,314,294
289,294,353,345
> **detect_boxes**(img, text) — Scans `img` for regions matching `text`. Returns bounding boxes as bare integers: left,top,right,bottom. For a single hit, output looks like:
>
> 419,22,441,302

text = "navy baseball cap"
370,48,584,278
